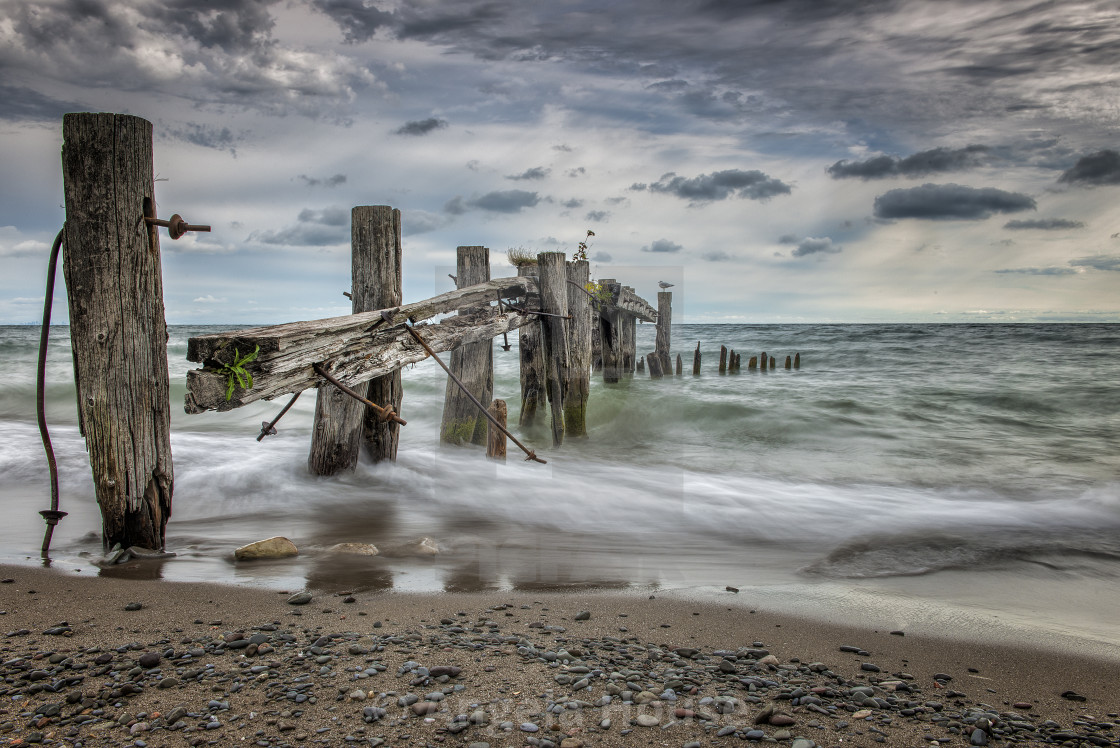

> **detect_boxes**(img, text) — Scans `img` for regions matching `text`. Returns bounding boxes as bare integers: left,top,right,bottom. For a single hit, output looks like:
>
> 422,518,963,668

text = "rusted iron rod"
37,228,68,556
504,303,571,321
312,363,407,426
406,324,546,464
257,390,301,441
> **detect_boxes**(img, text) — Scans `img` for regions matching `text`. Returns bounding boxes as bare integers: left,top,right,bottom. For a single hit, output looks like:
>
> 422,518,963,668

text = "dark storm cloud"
994,266,1076,276
395,118,448,136
827,146,990,180
873,183,1037,220
310,0,393,44
1058,150,1120,186
1,0,369,117
1003,218,1084,230
792,237,841,257
0,85,81,123
298,173,348,188
642,239,683,253
1070,255,1120,272
586,210,610,222
561,199,583,209
700,250,732,261
249,206,349,246
777,234,799,245
164,123,241,154
643,170,792,203
506,167,550,181
443,191,540,214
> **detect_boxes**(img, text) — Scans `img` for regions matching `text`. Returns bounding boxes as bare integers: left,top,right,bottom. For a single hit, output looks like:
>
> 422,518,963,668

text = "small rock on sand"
234,536,298,560
329,542,379,556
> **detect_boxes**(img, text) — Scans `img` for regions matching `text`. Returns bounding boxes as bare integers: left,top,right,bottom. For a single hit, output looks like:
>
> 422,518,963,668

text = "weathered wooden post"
676,353,683,376
598,279,621,383
785,355,792,370
794,353,801,369
61,112,173,550
729,349,736,374
637,355,645,373
564,260,592,436
656,290,672,373
693,342,701,376
487,399,507,461
537,252,569,446
591,325,603,372
647,351,664,379
749,356,758,370
770,355,776,370
624,315,637,372
760,351,768,372
735,353,742,372
441,246,494,444
517,265,546,427
719,345,728,374
309,206,402,474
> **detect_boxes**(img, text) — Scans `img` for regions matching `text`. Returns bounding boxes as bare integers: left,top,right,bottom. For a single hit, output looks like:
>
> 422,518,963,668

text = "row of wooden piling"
637,345,802,376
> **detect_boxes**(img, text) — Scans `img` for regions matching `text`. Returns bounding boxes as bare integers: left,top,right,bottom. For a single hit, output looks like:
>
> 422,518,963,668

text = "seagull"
658,281,674,289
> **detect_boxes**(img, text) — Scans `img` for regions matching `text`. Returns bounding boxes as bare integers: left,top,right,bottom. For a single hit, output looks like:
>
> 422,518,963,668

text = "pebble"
287,592,312,605
635,714,660,727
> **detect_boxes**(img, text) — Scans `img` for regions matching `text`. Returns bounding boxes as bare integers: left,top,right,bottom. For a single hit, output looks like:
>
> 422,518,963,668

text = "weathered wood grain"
656,290,672,374
487,399,507,461
309,206,401,475
537,252,570,447
441,246,493,445
516,266,545,428
61,113,172,550
564,260,592,437
186,308,532,414
693,341,701,376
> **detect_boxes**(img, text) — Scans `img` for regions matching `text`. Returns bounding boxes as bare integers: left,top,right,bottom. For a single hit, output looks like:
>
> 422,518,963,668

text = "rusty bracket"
496,292,512,351
405,323,545,464
145,214,211,240
313,362,407,426
257,390,301,441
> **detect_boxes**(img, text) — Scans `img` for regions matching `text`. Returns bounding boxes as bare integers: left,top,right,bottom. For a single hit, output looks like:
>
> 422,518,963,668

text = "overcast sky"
2,0,1119,324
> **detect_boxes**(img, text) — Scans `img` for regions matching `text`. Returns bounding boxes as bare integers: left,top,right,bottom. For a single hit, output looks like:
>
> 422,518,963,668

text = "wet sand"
2,563,1119,747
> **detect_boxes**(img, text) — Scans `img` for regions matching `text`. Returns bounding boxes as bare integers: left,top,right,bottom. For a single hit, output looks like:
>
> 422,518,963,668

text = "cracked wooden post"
795,352,801,369
719,345,728,374
598,278,620,383
61,112,173,550
441,246,493,445
537,252,570,446
565,260,592,437
623,294,637,372
309,206,402,475
647,350,664,379
656,290,672,374
517,265,545,428
487,399,507,461
693,341,701,376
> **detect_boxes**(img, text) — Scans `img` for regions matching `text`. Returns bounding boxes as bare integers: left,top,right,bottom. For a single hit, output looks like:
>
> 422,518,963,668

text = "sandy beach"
0,563,1117,748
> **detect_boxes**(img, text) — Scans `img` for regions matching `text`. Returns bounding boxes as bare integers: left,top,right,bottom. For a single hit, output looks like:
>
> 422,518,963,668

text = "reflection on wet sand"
304,553,393,594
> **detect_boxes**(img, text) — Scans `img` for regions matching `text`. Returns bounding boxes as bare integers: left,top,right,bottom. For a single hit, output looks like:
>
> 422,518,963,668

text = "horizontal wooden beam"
184,277,535,414
186,276,534,364
601,283,657,322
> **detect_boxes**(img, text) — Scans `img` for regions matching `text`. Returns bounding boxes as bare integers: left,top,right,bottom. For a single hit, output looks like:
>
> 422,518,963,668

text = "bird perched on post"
658,281,674,289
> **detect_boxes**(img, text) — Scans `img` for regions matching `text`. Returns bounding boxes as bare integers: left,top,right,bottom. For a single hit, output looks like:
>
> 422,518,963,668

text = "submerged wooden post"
441,246,494,444
760,351,768,373
770,355,776,370
676,353,683,376
61,112,173,550
656,291,672,373
785,355,792,370
623,314,637,372
564,260,592,436
309,206,402,474
729,349,736,374
647,351,663,379
693,342,701,376
487,399,507,461
637,355,645,373
794,352,801,369
735,353,742,372
719,345,727,374
537,252,570,446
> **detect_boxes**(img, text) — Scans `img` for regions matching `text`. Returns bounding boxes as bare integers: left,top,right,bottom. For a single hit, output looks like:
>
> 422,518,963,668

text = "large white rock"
234,536,298,560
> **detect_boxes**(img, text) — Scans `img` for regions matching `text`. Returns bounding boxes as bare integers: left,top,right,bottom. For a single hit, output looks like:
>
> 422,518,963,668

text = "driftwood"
185,301,533,413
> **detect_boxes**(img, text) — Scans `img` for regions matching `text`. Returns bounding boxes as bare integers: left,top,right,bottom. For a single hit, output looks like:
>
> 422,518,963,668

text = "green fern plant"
218,345,259,401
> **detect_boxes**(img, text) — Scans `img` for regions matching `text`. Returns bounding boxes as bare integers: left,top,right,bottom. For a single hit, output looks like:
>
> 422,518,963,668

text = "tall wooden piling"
61,112,173,550
794,353,801,369
441,246,494,444
623,314,637,373
517,265,546,427
676,353,683,376
656,291,672,373
487,399,507,461
537,252,570,446
693,342,701,376
309,206,402,474
564,260,592,437
719,346,727,374
598,279,621,383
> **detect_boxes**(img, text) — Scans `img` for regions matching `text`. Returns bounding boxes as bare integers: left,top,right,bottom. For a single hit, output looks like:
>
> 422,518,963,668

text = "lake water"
2,323,1119,655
